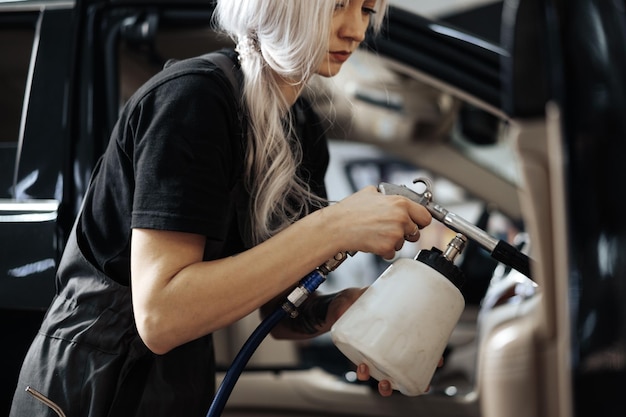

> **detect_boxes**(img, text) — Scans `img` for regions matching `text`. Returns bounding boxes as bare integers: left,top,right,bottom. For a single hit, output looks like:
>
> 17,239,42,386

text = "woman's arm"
131,186,430,354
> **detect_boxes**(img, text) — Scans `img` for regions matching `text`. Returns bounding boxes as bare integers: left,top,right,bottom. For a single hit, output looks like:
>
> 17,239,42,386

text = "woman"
10,1,431,416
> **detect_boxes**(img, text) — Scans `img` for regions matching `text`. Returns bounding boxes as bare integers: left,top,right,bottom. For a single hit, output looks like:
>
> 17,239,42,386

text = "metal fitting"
443,233,467,262
317,251,354,275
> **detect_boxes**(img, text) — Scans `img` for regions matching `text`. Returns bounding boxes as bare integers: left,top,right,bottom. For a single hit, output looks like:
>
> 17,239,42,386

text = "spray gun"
378,178,531,279
331,178,532,397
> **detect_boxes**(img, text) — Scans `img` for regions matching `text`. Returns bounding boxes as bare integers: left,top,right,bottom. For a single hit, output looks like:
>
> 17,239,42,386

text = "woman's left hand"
325,287,367,324
356,364,394,397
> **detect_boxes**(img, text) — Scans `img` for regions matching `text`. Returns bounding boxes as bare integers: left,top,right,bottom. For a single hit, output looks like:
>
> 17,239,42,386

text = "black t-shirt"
77,49,329,285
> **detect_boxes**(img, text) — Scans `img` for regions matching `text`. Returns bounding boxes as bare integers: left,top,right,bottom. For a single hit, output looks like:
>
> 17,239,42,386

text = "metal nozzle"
443,234,467,262
378,180,499,253
379,179,532,278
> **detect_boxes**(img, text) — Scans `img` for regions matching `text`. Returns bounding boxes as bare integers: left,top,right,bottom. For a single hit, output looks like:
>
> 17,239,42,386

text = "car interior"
1,2,574,417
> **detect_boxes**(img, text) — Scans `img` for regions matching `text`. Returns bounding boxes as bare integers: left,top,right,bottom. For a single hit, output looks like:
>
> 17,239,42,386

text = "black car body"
1,0,625,416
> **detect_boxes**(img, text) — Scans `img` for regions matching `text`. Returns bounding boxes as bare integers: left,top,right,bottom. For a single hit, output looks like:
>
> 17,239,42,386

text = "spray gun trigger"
377,182,431,207
411,177,434,202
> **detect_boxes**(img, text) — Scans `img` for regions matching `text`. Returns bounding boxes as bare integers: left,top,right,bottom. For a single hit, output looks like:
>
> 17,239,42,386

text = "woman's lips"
329,51,352,63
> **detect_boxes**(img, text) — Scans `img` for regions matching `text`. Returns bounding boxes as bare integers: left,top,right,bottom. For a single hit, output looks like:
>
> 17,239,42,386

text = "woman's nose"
338,10,368,43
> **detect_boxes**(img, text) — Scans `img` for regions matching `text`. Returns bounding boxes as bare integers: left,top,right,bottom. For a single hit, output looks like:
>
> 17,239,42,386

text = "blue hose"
205,270,326,417
205,307,286,417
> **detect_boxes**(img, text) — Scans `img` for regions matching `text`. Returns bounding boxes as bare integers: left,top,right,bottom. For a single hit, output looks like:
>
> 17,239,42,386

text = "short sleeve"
127,65,243,240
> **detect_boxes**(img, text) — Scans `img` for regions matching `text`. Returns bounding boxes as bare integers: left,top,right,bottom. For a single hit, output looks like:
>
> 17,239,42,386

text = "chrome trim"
0,1,74,12
0,199,58,222
0,199,59,212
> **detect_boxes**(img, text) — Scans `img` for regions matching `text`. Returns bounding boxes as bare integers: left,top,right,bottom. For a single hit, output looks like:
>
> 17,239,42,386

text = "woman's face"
317,0,378,77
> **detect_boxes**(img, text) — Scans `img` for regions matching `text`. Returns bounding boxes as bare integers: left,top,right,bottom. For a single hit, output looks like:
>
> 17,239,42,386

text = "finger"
378,380,393,397
356,363,369,381
382,249,397,261
404,223,421,242
409,202,433,229
405,223,419,237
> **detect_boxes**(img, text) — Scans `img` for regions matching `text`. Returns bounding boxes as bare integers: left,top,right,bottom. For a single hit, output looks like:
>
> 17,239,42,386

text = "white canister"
331,250,465,396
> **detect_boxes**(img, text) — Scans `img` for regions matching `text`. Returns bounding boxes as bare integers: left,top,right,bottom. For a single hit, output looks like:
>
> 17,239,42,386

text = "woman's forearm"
131,208,342,354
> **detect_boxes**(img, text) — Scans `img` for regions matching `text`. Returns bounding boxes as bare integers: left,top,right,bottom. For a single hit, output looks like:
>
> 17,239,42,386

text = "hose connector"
318,251,354,275
443,233,467,262
282,251,353,318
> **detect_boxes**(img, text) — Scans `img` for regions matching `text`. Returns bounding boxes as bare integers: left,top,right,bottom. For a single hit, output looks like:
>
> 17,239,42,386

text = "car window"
115,13,233,122
0,14,35,198
0,26,31,144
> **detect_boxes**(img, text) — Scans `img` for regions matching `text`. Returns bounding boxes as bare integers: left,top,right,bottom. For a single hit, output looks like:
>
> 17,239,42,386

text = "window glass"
118,21,233,111
0,26,32,143
0,21,35,197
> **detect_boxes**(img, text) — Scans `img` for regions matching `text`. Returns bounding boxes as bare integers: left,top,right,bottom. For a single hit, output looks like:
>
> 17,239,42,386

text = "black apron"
9,221,216,417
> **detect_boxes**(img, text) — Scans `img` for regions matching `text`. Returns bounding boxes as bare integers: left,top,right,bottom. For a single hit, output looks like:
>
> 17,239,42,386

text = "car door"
0,2,77,414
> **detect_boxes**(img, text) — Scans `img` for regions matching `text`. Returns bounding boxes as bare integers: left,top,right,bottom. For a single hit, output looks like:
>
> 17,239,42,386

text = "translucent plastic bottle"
331,243,466,396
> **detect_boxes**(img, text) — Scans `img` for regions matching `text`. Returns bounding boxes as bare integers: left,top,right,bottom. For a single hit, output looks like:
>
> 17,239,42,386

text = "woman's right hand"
323,186,432,260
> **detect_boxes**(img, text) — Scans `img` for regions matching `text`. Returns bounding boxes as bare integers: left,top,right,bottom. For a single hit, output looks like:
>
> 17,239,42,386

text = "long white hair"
214,0,388,244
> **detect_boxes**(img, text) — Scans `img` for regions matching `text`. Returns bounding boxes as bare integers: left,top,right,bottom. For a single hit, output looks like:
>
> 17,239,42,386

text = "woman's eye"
362,7,377,15
334,1,376,15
